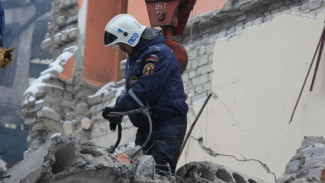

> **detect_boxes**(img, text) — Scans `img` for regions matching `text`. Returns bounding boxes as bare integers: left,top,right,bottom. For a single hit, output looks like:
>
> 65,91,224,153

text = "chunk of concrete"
81,117,92,130
4,140,51,183
63,121,73,135
133,155,172,182
286,160,300,173
176,161,266,183
134,155,155,179
4,134,181,183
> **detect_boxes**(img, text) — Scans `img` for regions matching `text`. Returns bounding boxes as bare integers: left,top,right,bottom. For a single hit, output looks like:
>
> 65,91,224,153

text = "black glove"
109,123,117,131
102,107,123,131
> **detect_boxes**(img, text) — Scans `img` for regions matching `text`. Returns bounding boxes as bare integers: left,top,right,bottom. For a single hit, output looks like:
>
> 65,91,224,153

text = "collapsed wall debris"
278,137,325,183
4,134,272,183
5,135,325,183
176,161,267,183
41,0,79,59
5,135,173,183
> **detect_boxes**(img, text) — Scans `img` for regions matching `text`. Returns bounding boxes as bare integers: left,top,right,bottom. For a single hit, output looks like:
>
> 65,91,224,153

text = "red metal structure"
145,0,196,73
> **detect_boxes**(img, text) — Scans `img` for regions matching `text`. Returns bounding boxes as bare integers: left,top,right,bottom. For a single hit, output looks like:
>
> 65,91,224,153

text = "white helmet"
104,14,146,47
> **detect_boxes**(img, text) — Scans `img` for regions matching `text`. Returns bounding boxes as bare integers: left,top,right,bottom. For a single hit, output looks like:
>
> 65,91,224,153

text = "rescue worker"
102,14,188,174
0,1,14,69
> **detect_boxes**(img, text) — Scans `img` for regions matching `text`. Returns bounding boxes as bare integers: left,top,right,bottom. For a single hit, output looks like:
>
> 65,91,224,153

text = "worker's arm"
116,46,179,111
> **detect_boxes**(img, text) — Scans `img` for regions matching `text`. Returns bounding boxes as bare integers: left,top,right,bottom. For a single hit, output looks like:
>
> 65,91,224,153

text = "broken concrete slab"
8,135,325,183
4,135,174,183
278,137,325,183
134,155,156,181
176,161,267,183
4,139,51,183
81,117,92,130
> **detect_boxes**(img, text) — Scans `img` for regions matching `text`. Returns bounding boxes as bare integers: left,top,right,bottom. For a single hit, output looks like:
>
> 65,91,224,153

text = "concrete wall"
177,0,325,182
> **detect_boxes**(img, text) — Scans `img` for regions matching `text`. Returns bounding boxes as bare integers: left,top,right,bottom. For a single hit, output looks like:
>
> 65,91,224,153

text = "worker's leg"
135,127,152,151
135,123,187,174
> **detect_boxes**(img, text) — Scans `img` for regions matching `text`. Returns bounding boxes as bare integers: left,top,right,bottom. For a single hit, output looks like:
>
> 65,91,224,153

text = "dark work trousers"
135,123,187,174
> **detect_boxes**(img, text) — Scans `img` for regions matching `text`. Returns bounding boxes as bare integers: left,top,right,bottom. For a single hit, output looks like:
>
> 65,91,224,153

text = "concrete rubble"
3,135,325,183
2,134,269,183
278,137,325,183
176,161,267,183
4,135,173,183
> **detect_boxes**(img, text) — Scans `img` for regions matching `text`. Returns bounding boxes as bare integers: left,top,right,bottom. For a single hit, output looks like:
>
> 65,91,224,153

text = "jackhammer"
105,108,152,157
106,93,212,162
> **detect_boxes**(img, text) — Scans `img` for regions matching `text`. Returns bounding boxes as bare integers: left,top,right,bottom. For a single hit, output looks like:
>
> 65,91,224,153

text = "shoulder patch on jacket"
142,63,155,75
129,76,138,87
146,54,158,62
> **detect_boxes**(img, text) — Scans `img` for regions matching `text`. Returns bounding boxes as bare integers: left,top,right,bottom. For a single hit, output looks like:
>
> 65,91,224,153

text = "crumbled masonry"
278,137,325,183
176,161,267,183
4,135,325,183
5,135,173,183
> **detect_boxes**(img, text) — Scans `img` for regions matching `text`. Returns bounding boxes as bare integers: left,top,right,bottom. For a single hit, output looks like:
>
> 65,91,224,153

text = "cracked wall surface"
178,0,325,181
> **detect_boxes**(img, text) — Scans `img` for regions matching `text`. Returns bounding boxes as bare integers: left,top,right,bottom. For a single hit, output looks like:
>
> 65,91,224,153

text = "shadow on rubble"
3,135,173,183
176,161,266,183
3,134,267,183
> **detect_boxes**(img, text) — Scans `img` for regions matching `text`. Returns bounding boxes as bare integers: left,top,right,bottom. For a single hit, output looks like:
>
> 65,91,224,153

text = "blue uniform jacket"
115,34,188,127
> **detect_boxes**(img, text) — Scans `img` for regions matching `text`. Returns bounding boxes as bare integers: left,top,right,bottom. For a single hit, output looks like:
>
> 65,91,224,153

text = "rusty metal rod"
289,26,325,124
177,93,212,162
310,28,325,91
0,144,21,155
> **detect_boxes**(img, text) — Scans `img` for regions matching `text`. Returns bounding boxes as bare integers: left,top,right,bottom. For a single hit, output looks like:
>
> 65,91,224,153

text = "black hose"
109,123,122,153
132,110,152,156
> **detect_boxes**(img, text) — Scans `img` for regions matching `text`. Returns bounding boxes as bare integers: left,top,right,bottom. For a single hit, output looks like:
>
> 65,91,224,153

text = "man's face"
117,43,133,55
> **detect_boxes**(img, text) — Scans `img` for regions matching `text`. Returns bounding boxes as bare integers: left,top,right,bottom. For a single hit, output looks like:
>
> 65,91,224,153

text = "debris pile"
278,136,325,183
176,161,266,183
41,0,78,59
5,135,325,183
4,135,174,183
